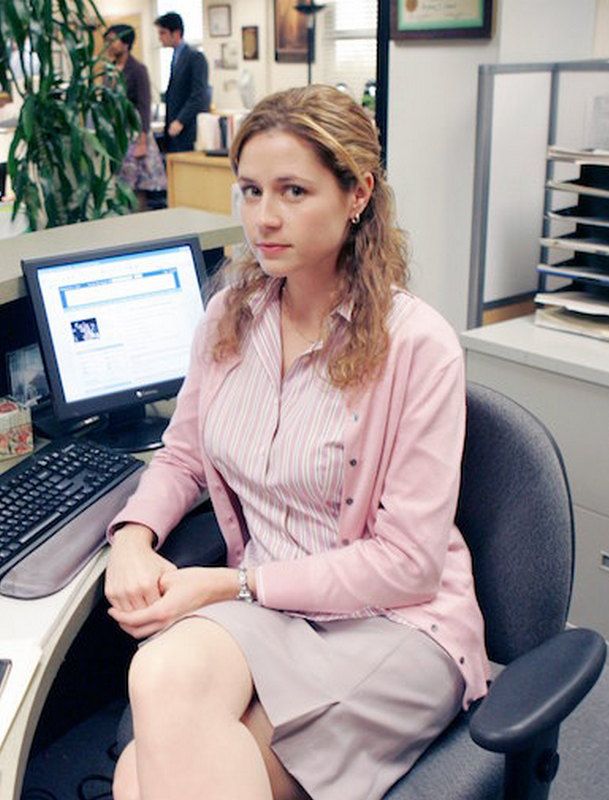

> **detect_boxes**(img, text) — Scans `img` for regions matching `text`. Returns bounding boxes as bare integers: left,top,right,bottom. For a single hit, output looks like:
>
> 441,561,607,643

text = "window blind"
321,0,377,104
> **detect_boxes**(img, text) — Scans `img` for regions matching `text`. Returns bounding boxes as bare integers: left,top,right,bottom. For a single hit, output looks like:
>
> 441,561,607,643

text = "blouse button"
459,656,465,665
341,538,349,546
349,458,357,467
345,497,354,505
352,412,359,422
227,515,234,524
431,624,438,632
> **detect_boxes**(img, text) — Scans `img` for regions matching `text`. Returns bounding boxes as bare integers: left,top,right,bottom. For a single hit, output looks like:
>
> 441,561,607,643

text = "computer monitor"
22,235,207,452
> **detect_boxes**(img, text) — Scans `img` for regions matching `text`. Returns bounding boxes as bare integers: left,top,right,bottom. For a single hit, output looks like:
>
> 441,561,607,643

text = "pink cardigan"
112,287,490,707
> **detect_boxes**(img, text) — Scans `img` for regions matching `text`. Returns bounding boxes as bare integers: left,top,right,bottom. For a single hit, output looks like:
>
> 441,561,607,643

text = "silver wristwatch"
236,567,254,603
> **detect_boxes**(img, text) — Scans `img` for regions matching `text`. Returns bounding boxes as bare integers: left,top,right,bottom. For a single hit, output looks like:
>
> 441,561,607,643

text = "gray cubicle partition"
468,60,609,328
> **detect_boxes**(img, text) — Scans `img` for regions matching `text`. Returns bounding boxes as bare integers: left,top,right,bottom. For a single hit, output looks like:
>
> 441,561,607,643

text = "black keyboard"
0,438,144,582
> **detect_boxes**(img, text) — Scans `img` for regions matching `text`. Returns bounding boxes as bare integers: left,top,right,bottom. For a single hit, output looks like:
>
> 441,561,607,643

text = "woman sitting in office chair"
105,84,490,800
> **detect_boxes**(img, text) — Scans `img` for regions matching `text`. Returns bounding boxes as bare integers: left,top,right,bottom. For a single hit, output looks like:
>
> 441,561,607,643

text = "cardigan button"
345,497,354,505
341,538,349,546
431,624,438,632
352,412,359,422
459,656,465,665
349,458,357,467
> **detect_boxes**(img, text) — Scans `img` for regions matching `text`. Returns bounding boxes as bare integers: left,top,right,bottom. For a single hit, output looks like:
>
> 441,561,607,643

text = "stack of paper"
195,113,222,152
547,145,609,166
535,306,609,341
540,143,609,341
195,111,249,154
534,290,609,340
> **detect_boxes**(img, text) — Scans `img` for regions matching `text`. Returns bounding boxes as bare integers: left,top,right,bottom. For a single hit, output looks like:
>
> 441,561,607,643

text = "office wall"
594,0,609,55
205,0,325,110
386,0,598,331
96,0,324,110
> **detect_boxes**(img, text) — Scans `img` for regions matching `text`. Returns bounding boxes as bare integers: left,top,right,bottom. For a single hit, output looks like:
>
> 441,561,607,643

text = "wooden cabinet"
166,152,235,215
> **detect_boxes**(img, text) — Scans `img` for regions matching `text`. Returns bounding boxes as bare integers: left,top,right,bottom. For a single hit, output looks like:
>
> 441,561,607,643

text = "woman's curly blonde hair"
212,84,409,390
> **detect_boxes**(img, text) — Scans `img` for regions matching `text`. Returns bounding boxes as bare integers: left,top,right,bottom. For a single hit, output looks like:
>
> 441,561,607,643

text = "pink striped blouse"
204,282,388,621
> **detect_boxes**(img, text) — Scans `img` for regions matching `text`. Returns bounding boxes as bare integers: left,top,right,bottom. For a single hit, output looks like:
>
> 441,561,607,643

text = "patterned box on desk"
0,397,33,460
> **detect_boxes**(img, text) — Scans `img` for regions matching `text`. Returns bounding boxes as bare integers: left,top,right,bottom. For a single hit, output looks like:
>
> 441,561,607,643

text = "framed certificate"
208,4,232,38
391,0,493,40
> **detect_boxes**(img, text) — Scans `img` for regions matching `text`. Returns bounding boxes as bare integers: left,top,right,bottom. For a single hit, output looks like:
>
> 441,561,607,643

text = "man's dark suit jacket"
165,43,209,153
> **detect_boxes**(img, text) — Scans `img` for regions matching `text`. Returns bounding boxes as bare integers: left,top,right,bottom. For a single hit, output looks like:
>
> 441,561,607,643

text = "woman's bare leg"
126,617,272,800
113,741,139,800
112,618,310,800
242,699,312,800
113,698,309,800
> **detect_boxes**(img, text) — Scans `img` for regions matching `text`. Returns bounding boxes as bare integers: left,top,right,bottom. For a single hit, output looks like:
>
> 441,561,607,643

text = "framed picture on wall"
220,41,239,70
208,4,232,38
274,0,308,63
391,0,493,40
242,26,259,61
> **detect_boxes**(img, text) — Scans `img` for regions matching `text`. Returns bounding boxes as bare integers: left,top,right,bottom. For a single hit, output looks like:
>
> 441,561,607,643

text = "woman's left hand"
107,566,238,639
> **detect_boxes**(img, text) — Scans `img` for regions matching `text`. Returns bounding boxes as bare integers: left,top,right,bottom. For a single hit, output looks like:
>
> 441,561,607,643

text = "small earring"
350,212,361,225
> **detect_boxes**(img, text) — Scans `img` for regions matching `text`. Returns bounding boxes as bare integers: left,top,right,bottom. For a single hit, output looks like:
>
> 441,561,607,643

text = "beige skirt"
193,601,464,800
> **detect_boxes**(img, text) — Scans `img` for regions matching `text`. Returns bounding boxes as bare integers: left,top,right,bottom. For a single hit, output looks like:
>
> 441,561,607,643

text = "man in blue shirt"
155,12,209,153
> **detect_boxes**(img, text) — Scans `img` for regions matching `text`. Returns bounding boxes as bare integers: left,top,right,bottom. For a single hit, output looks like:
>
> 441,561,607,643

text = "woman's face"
105,34,128,60
237,130,362,286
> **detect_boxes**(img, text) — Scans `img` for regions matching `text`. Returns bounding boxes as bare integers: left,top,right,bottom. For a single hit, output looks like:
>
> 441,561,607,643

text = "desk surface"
0,206,244,306
0,551,108,799
461,315,609,389
0,440,160,799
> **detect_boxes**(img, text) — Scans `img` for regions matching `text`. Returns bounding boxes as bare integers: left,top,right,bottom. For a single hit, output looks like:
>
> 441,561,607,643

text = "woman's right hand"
105,523,177,612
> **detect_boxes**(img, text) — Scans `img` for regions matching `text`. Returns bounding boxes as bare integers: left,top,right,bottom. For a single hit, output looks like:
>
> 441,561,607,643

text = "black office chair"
383,382,606,800
118,383,606,799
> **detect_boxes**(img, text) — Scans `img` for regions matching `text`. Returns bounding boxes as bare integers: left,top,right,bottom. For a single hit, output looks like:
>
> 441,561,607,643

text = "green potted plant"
0,0,140,230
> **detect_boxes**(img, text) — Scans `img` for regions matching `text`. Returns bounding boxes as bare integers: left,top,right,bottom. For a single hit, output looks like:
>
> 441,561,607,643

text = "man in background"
154,11,209,153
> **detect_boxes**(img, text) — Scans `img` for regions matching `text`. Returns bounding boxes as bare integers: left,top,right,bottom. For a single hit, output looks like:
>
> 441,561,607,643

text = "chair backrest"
456,383,574,666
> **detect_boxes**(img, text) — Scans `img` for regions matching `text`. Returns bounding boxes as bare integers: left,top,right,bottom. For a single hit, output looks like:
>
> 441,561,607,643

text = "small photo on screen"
71,317,100,343
6,343,49,407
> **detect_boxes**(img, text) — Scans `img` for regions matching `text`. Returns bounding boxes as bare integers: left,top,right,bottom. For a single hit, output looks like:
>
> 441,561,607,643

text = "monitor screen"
23,235,206,451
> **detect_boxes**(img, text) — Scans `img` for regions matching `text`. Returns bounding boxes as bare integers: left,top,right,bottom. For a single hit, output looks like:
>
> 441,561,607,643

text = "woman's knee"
128,617,253,714
128,627,209,705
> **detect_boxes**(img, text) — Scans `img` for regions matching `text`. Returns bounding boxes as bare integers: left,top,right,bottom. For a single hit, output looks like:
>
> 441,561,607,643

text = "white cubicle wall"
468,60,609,328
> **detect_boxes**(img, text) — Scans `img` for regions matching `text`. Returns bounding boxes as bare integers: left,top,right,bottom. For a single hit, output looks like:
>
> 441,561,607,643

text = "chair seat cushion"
384,661,609,800
383,711,503,800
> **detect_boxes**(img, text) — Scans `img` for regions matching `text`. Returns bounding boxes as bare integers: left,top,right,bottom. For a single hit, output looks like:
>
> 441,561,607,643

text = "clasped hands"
105,523,237,640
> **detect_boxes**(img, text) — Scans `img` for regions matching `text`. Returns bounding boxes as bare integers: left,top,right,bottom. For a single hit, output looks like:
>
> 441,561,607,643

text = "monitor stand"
86,406,169,453
32,402,169,453
32,401,102,441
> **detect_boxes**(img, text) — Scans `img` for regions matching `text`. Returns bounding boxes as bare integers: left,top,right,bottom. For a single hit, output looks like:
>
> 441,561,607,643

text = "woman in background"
104,24,166,211
105,84,490,800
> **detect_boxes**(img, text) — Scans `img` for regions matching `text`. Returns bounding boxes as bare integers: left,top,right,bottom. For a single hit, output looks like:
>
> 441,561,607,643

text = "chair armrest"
158,503,227,568
469,628,606,753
